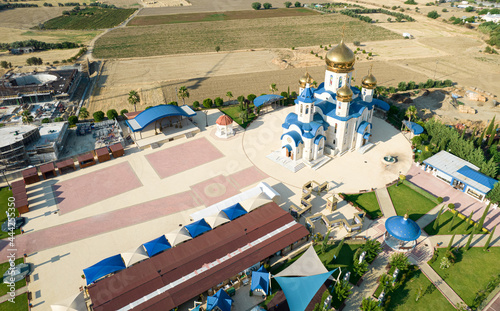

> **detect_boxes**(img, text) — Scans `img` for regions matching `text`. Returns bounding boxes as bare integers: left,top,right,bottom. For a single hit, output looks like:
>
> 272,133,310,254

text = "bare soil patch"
0,7,66,29
94,14,400,58
129,8,319,26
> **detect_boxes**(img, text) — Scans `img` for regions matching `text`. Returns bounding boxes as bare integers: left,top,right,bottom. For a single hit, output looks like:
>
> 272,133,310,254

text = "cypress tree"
466,211,474,229
433,207,444,232
488,124,498,147
447,231,456,251
476,202,491,234
478,129,486,147
449,210,458,232
465,226,475,251
486,116,496,136
484,225,496,251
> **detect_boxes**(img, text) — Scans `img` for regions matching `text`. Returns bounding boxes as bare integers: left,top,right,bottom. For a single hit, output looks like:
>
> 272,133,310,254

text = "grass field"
429,247,500,307
129,8,319,26
343,192,382,219
0,292,28,311
42,7,136,30
388,182,437,222
0,258,26,297
385,268,454,311
0,187,20,240
219,105,256,128
94,14,400,58
424,210,484,236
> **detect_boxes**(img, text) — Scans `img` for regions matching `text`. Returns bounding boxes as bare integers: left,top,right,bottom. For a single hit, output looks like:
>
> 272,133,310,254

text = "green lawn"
385,268,454,311
0,258,26,296
219,105,256,128
0,292,28,311
343,192,382,219
429,247,500,308
424,210,484,235
0,187,20,240
42,7,136,30
387,182,437,222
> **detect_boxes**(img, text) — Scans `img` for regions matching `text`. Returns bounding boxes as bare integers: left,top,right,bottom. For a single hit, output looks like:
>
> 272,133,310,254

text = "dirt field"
94,14,400,58
0,7,67,29
129,8,318,26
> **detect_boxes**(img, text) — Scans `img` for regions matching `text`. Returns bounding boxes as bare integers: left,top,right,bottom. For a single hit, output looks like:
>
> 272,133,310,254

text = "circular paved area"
242,106,414,193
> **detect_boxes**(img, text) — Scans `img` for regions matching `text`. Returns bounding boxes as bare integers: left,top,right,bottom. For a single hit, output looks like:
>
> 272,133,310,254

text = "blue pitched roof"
207,289,233,311
185,218,212,238
251,266,270,295
281,131,303,147
254,94,284,107
314,135,325,145
351,86,361,94
125,105,196,132
297,86,315,104
357,121,371,134
222,203,247,220
403,120,424,135
372,98,390,111
275,270,335,311
83,254,126,285
385,216,421,241
143,235,171,257
457,166,498,191
282,113,328,138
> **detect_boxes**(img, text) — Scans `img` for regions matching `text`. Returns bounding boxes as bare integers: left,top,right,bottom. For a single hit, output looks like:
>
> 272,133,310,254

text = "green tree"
387,17,392,22
433,206,444,231
361,298,382,311
203,98,213,108
226,91,233,102
284,1,292,8
215,46,220,53
178,86,189,105
54,117,63,122
466,211,474,229
335,280,352,302
263,2,272,9
390,252,410,271
398,81,407,91
239,111,249,123
128,90,140,112
465,6,474,12
465,226,475,251
21,110,33,124
0,61,8,69
331,238,345,261
427,10,440,18
321,230,331,254
270,83,278,94
252,2,261,9
353,259,368,277
484,225,496,251
41,118,50,123
214,97,224,107
486,116,496,136
294,1,301,7
476,202,491,233
488,124,498,147
481,157,498,178
449,210,458,232
447,231,456,251
362,239,382,262
168,101,178,106
93,111,105,122
78,107,89,119
106,109,118,120
120,109,129,116
247,94,257,104
68,115,78,125
192,101,200,110
237,95,245,110
487,182,500,204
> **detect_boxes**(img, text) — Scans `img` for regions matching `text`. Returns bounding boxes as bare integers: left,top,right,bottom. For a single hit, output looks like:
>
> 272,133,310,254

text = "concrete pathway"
416,203,446,228
0,286,28,303
483,289,500,311
428,232,500,249
375,188,397,218
419,262,465,307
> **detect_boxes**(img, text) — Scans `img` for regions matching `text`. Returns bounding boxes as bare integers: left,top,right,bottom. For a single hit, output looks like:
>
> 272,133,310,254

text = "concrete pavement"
416,203,446,228
375,188,397,218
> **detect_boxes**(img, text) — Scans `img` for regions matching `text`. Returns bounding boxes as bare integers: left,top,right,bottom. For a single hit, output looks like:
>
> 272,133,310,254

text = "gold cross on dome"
341,24,346,40
369,64,373,75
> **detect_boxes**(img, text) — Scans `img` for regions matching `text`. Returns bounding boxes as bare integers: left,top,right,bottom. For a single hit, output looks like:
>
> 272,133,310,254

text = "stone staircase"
358,142,375,154
266,150,305,173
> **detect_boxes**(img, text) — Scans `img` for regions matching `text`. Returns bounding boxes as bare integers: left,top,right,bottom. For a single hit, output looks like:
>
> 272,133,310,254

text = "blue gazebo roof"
83,254,126,285
222,203,247,220
185,218,212,238
207,289,233,311
143,235,171,257
385,216,421,242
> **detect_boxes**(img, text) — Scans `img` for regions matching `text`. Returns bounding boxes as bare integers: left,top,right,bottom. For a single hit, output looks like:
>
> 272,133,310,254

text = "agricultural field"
0,7,67,29
94,14,400,58
42,7,137,30
129,8,319,26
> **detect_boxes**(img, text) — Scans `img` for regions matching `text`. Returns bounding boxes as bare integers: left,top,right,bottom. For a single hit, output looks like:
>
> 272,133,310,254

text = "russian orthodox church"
280,37,387,164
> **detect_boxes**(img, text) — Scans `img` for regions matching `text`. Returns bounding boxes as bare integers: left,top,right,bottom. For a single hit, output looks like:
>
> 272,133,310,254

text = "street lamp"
204,110,208,127
1,169,11,190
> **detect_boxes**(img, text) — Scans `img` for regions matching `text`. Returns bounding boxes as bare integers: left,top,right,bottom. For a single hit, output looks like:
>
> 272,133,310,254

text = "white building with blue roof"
280,38,389,163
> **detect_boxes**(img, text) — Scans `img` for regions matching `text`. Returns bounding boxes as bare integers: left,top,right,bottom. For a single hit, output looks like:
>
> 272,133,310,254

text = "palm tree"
178,86,189,105
270,83,278,94
361,298,382,311
226,91,233,102
128,90,140,112
22,110,33,124
79,107,89,119
405,105,417,122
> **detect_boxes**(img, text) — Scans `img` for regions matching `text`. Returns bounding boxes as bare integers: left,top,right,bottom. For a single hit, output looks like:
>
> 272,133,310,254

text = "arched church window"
305,106,309,114
338,76,343,88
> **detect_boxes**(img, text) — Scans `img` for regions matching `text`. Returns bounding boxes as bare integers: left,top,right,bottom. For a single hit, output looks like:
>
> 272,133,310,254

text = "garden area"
0,187,20,240
219,104,257,129
0,292,28,311
424,210,484,236
0,258,26,296
342,191,382,219
387,181,438,222
429,247,500,309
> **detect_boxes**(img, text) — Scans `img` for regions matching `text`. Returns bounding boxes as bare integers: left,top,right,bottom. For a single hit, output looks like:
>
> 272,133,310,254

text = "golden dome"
325,39,355,73
336,84,353,102
299,71,314,88
362,73,377,89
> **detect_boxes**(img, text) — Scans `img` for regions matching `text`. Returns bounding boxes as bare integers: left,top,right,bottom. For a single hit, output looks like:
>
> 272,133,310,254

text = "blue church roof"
372,98,390,112
297,86,315,104
357,121,371,134
313,87,336,100
282,113,328,138
351,86,361,95
314,135,325,145
281,131,303,147
385,216,421,241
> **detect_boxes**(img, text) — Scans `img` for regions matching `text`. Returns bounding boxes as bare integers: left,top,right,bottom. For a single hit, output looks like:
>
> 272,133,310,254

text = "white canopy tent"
165,227,193,246
275,246,328,277
121,245,149,267
50,291,86,311
204,211,231,228
240,193,273,212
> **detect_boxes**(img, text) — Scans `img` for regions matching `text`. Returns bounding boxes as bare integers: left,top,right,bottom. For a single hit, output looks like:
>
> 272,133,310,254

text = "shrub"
465,6,474,12
251,2,261,10
93,111,105,122
291,46,295,50
120,109,129,116
284,1,292,8
263,2,272,9
68,115,78,125
427,10,440,19
448,203,455,209
167,101,178,106
106,109,118,120
41,118,51,123
214,97,224,107
294,1,301,7
192,101,200,109
247,94,257,103
353,41,361,46
442,8,448,12
54,117,63,122
437,197,444,203
404,0,417,4
203,98,213,108
368,52,372,56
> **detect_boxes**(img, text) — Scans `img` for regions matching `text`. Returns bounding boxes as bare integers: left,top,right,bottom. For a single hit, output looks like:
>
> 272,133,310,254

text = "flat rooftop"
0,124,38,148
27,121,67,149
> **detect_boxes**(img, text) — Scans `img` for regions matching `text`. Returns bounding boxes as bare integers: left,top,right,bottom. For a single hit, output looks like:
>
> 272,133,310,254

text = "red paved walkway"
229,166,268,189
54,162,142,215
146,138,224,179
407,164,500,230
190,175,240,206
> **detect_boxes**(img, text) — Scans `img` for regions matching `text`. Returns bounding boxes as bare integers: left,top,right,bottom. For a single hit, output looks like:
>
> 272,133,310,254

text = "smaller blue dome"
385,216,421,242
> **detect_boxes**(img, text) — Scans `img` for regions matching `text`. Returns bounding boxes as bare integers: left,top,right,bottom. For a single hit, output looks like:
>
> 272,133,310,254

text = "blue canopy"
402,120,424,135
185,218,212,238
385,216,421,241
83,254,126,285
125,104,196,132
222,203,247,221
275,270,335,311
372,98,390,112
251,266,270,295
143,235,171,257
207,289,233,311
254,95,284,107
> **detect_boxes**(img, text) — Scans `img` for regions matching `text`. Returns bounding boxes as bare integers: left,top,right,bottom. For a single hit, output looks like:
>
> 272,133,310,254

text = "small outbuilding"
22,167,40,185
40,162,57,179
78,152,96,169
215,115,234,139
94,147,111,163
56,159,76,175
110,143,124,158
384,214,421,252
